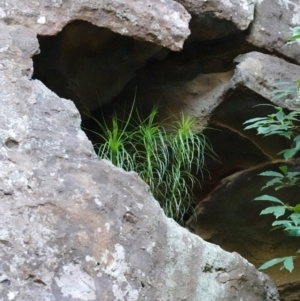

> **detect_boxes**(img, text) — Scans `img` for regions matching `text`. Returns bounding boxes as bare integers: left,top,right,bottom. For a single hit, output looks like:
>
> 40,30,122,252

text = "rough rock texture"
0,0,191,115
246,0,300,64
0,0,191,51
209,52,300,155
232,52,300,109
25,0,260,117
120,51,300,135
2,0,300,299
177,0,256,40
31,25,257,117
0,22,280,301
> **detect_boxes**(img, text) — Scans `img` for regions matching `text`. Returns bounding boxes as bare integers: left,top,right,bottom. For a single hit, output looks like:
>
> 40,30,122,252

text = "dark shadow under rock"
210,86,292,158
187,161,300,301
195,125,271,201
32,20,161,118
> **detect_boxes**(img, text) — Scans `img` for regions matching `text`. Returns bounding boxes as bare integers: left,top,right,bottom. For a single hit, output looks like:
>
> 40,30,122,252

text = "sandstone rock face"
0,0,190,51
121,70,234,130
210,52,300,156
177,0,256,40
232,52,300,109
246,0,300,64
0,7,280,301
0,0,191,116
4,0,300,299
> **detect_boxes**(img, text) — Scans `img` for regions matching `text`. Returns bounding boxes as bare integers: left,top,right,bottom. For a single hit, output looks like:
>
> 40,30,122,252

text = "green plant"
252,170,300,273
244,109,300,272
244,106,300,160
271,80,300,104
287,26,300,44
160,113,214,221
243,26,300,272
92,102,136,170
92,104,215,224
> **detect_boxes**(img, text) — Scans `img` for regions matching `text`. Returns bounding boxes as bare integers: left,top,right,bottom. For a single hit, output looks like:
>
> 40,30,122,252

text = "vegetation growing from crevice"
89,102,216,225
244,26,300,272
245,107,300,272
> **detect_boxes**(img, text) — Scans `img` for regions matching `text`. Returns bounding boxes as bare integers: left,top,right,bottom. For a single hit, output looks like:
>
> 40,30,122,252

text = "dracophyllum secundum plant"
92,102,216,225
243,26,300,272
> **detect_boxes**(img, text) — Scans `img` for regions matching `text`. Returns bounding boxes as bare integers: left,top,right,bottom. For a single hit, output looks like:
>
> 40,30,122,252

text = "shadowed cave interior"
32,20,286,206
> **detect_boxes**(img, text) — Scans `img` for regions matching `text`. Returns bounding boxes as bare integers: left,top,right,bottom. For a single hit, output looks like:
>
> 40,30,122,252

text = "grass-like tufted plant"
92,103,215,225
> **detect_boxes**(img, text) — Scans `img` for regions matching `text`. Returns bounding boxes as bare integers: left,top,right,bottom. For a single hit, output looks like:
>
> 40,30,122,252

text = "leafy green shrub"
244,107,300,272
271,80,300,104
92,104,215,224
243,26,300,272
244,106,300,160
253,171,300,272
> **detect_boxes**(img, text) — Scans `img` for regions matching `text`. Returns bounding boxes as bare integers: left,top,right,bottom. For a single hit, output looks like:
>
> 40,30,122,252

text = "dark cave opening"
31,19,279,224
32,20,162,119
28,14,300,299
